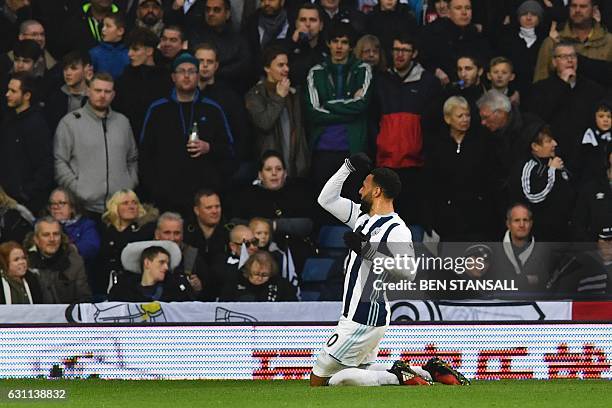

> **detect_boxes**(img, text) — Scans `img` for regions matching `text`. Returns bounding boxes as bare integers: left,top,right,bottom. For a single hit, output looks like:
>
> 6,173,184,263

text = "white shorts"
312,316,387,378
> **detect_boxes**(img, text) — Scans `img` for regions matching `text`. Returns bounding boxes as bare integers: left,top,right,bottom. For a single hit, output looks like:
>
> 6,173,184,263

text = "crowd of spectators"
0,0,611,304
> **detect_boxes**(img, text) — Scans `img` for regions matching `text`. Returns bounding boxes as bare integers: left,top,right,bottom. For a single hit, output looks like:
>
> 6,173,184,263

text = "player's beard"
360,194,372,214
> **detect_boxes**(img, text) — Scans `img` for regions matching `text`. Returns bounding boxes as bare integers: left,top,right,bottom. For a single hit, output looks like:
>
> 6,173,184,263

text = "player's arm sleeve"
317,160,360,229
365,225,417,281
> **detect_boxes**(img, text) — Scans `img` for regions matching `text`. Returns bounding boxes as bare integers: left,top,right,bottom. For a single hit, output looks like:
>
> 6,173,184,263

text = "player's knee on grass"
310,372,330,387
312,350,347,379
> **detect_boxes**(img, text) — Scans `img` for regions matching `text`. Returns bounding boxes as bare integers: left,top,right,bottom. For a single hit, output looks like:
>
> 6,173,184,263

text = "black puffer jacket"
423,127,496,241
0,107,53,214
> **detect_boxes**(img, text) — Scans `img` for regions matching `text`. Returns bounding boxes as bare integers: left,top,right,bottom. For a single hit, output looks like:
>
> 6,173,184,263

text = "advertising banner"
0,324,609,380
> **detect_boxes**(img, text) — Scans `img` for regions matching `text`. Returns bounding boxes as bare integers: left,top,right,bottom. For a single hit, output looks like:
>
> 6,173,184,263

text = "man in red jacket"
372,33,441,227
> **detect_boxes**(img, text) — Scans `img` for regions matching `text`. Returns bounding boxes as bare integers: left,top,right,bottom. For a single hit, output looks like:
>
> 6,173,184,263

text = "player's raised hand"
346,153,372,174
343,231,367,255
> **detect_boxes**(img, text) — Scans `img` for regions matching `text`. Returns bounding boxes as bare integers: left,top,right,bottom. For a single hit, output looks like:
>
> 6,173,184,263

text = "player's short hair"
125,27,159,49
489,56,514,71
371,168,401,199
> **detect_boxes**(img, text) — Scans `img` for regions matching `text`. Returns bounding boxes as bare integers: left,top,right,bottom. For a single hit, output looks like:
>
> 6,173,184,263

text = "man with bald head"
211,224,259,298
16,20,55,71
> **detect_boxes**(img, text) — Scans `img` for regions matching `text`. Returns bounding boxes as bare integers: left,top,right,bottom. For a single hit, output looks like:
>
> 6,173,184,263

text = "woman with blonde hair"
0,241,43,304
353,34,386,72
96,189,158,297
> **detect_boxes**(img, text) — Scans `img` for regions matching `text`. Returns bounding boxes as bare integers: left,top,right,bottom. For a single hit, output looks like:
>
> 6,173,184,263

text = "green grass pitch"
0,379,609,408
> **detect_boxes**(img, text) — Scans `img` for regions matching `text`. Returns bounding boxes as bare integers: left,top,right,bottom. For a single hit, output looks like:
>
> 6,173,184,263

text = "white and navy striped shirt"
318,162,415,327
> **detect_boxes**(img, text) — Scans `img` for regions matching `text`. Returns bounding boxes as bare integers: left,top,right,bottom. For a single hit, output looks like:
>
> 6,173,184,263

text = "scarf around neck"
259,9,288,48
519,27,537,48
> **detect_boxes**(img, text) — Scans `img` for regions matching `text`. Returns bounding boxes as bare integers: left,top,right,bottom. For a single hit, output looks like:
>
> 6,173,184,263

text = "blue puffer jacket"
89,41,129,79
62,217,101,263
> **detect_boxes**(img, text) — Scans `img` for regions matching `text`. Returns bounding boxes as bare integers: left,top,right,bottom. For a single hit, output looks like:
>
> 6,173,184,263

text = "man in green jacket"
305,21,373,193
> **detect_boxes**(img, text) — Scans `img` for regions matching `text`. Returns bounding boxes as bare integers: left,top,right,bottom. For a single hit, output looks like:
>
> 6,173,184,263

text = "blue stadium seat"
300,290,321,301
318,225,351,257
301,258,335,282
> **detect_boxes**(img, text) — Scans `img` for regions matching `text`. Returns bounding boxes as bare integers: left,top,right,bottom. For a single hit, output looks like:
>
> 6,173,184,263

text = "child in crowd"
487,56,520,106
249,217,300,294
89,13,129,79
581,100,612,181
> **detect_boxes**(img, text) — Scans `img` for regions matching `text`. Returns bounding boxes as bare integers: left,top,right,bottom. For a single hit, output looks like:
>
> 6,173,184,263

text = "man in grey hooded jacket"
54,72,138,216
